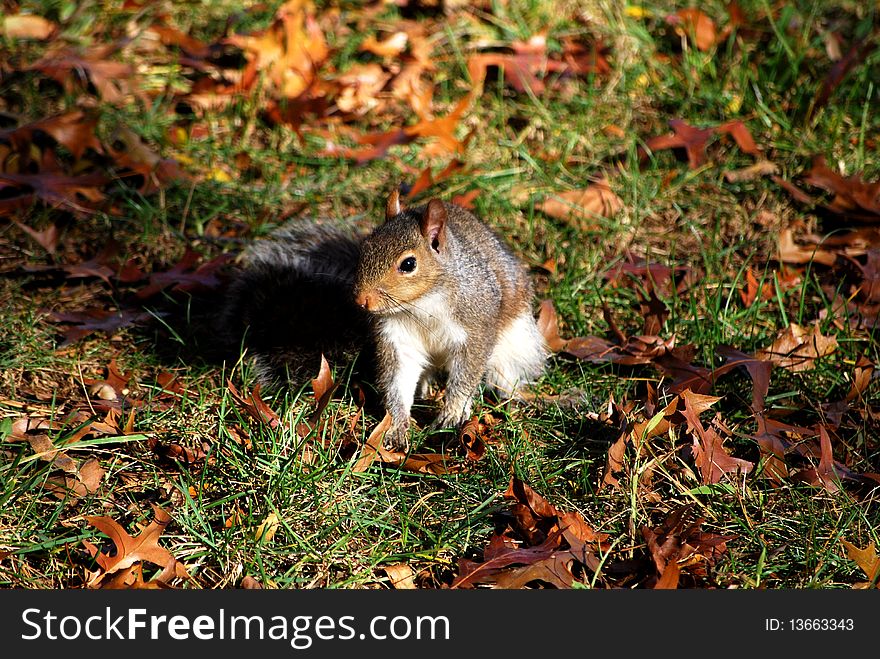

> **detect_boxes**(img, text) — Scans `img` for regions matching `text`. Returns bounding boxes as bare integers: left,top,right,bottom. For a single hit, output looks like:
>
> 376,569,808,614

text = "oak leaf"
84,505,188,588
841,540,880,587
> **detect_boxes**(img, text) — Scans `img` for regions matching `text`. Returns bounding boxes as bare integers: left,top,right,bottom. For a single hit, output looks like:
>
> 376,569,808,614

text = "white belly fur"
380,296,545,400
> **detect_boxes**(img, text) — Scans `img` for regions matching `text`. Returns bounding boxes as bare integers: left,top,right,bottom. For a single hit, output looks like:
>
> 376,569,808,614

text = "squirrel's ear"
421,199,447,253
385,189,402,221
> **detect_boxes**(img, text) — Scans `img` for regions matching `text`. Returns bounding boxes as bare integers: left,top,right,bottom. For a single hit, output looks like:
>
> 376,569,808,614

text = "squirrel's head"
354,191,448,314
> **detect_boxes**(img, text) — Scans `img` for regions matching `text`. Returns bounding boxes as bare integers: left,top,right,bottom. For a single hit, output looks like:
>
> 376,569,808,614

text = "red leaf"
135,250,231,300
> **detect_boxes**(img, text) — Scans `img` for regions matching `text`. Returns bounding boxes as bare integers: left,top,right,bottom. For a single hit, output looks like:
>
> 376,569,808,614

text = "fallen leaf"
381,563,417,589
740,267,774,307
227,381,283,430
0,111,104,162
687,416,754,485
27,44,137,103
226,0,329,99
0,171,110,217
640,119,759,169
724,160,778,183
108,126,185,193
666,8,717,52
84,505,188,588
27,434,78,473
642,505,734,586
334,63,391,115
77,458,105,493
352,413,392,473
756,323,838,372
1,14,57,40
775,156,880,223
536,299,568,352
134,249,231,300
240,575,263,589
378,450,460,475
453,477,608,588
458,416,487,460
777,228,839,267
840,540,880,587
822,356,875,427
12,220,59,254
44,307,152,347
254,512,280,543
536,178,623,230
310,354,336,413
797,425,841,494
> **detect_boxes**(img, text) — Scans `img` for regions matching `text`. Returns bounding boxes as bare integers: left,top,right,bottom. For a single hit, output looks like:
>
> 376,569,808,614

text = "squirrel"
219,191,548,452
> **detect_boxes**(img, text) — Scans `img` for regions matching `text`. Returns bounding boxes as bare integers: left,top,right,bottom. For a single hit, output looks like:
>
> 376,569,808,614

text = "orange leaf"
667,8,717,52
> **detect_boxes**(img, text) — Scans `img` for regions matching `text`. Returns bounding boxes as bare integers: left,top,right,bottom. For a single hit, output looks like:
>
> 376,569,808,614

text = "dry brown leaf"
777,228,839,267
311,354,336,407
227,381,283,430
27,434,78,473
334,63,391,115
458,416,488,461
800,425,842,494
27,45,137,103
535,299,568,352
77,458,105,493
12,220,60,254
841,540,880,587
352,413,392,473
1,14,56,40
100,563,167,590
490,554,576,589
724,160,778,183
381,563,417,589
379,451,460,475
641,119,759,169
756,323,838,372
536,179,623,230
84,505,187,588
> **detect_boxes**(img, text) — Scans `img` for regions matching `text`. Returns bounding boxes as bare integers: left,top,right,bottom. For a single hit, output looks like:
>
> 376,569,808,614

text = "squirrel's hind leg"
485,311,548,398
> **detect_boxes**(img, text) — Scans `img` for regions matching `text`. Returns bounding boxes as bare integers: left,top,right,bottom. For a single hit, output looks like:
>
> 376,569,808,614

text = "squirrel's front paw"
430,406,471,432
383,422,410,453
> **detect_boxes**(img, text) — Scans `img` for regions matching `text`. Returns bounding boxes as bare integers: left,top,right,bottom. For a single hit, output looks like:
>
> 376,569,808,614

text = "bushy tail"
217,221,372,388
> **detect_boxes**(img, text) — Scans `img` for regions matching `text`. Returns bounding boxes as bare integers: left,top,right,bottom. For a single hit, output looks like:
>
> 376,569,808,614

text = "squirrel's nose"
355,292,370,309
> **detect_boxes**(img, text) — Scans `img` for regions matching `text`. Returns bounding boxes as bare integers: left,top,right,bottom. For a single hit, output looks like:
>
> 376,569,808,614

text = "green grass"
0,0,878,589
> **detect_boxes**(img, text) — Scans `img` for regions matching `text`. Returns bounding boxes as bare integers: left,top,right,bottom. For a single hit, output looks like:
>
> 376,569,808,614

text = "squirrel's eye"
398,256,417,273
